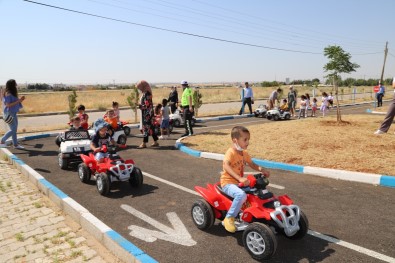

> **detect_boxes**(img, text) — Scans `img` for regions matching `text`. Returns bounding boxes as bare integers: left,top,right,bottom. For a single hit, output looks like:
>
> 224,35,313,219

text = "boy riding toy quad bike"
191,173,308,260
78,144,143,196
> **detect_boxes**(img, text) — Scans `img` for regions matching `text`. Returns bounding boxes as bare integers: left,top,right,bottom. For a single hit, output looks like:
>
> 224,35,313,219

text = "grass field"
182,114,394,176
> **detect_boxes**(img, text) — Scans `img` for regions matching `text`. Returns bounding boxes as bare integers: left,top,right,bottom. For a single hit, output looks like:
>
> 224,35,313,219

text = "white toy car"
266,108,291,121
88,127,127,145
58,130,92,170
169,109,196,127
254,104,268,118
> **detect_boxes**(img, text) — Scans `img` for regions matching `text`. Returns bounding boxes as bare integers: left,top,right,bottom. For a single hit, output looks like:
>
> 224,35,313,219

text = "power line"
23,0,322,54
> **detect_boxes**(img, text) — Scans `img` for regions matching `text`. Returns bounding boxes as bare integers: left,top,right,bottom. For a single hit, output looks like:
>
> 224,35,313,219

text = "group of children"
275,92,334,118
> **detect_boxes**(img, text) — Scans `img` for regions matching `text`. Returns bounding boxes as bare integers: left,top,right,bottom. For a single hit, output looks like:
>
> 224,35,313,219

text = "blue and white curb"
175,139,395,188
0,134,157,263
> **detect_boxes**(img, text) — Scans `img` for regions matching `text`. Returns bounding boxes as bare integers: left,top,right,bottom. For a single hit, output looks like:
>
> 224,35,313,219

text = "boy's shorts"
160,119,169,129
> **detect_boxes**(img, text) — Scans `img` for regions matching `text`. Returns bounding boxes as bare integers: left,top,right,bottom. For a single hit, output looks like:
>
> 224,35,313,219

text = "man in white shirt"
239,82,254,115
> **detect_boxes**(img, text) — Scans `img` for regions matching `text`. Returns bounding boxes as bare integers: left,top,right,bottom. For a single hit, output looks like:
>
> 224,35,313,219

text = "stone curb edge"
0,133,158,263
175,139,395,188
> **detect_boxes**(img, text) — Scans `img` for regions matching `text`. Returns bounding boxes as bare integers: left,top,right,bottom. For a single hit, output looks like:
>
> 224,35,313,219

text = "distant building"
285,78,290,85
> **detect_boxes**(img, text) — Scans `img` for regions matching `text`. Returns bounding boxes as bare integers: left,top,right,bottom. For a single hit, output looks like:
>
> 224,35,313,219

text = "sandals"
137,143,147,149
151,142,159,147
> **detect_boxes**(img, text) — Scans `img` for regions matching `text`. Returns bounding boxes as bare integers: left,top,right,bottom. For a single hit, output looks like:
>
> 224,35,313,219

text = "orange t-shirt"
220,147,253,187
104,116,118,129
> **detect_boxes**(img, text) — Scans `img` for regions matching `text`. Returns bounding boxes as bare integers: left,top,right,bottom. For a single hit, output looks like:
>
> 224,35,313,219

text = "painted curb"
0,135,158,263
175,142,395,188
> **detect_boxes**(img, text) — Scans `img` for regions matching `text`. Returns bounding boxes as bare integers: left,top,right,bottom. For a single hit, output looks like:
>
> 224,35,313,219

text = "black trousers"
183,107,194,135
377,93,383,107
239,97,252,114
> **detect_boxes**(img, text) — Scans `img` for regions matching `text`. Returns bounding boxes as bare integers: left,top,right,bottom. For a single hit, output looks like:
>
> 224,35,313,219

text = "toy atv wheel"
58,153,68,170
123,126,131,136
78,163,91,183
273,115,279,121
266,114,272,120
243,222,277,260
191,199,215,230
96,172,110,196
284,114,291,120
129,167,143,188
285,211,309,240
117,134,127,145
174,119,181,127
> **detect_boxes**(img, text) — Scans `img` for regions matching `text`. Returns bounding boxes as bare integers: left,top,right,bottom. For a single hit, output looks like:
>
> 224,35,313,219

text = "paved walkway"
0,160,123,263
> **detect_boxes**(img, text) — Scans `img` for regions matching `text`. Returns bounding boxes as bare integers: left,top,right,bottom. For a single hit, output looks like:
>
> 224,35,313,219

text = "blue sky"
1,0,394,85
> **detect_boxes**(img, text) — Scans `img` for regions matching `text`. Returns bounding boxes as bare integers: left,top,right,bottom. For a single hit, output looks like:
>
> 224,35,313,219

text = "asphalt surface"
10,104,395,263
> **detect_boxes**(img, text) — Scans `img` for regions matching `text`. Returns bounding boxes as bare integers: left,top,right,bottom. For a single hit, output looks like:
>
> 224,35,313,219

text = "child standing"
159,99,170,139
311,98,318,117
112,101,120,122
77,105,89,130
320,92,329,117
304,93,310,118
220,126,270,233
298,95,307,119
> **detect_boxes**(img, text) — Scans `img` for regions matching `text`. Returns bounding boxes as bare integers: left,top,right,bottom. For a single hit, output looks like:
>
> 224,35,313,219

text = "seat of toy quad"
216,184,234,200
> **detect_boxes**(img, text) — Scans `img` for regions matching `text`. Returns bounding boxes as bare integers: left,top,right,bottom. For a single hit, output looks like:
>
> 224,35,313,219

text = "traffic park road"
8,104,395,263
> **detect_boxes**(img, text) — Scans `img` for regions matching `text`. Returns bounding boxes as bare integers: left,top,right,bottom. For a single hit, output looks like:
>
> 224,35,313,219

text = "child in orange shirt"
220,126,270,233
104,109,118,130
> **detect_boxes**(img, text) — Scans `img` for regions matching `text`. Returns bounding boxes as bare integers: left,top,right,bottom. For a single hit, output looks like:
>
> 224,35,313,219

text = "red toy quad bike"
191,173,308,261
78,145,143,196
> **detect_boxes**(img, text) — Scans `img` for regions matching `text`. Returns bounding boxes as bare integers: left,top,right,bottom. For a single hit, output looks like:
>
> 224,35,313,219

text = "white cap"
180,80,188,85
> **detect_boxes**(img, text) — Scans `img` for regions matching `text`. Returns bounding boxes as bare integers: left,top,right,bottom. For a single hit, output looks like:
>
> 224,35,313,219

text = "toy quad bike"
78,145,143,196
191,174,308,260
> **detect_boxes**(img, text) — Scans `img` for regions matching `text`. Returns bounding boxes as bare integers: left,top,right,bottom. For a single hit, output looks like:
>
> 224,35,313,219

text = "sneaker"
223,217,236,233
0,143,8,148
151,142,159,147
374,130,385,135
14,145,25,149
158,136,164,140
180,133,190,138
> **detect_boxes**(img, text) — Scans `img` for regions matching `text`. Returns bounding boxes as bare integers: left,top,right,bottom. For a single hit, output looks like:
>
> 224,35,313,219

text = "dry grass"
183,114,394,176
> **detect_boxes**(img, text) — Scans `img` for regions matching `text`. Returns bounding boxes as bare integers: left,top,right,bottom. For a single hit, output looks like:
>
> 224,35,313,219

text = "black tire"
284,114,291,120
243,223,277,260
96,172,110,196
191,199,215,230
174,119,181,127
58,153,68,170
168,123,173,133
123,126,131,136
117,134,127,145
285,211,309,240
273,115,279,121
266,114,272,120
254,113,259,117
129,167,143,188
55,135,62,147
78,163,91,183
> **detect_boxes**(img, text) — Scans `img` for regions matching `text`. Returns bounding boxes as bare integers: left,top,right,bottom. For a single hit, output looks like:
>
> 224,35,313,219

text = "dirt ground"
183,114,394,176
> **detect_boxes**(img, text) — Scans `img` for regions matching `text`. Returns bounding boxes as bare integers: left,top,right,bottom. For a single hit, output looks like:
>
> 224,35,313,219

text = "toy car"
119,120,131,136
254,104,268,118
169,109,196,127
191,174,308,260
266,108,291,121
58,130,92,170
78,145,143,196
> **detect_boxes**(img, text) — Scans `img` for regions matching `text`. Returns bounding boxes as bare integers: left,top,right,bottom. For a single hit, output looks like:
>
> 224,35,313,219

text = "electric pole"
380,41,388,83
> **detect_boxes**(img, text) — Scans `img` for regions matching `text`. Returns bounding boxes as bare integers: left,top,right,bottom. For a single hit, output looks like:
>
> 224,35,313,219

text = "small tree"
193,88,203,117
127,85,139,123
323,45,359,122
67,90,78,119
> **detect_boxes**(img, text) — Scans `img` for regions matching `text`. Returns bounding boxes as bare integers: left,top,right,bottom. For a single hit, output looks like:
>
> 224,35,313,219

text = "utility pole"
380,41,388,83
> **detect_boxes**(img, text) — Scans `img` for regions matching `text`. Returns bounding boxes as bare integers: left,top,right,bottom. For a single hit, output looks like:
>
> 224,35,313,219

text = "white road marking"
121,204,196,246
308,230,395,263
143,171,395,262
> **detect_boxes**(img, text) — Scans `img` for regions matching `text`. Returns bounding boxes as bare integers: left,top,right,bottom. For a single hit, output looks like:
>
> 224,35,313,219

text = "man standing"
288,86,297,117
180,80,193,137
376,81,385,107
268,88,282,109
239,82,254,115
168,86,179,113
374,77,395,134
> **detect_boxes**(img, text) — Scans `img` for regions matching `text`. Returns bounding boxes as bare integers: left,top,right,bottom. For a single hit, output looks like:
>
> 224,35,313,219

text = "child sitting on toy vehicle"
55,116,84,146
279,99,289,113
90,119,116,163
104,109,118,130
220,126,270,233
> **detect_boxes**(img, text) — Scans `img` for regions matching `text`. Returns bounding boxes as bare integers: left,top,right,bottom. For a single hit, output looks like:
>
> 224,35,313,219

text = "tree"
193,88,203,117
323,45,360,122
127,85,139,123
67,90,78,119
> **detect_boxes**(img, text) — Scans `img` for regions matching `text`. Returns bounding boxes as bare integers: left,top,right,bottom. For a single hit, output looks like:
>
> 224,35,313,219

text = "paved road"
8,103,395,263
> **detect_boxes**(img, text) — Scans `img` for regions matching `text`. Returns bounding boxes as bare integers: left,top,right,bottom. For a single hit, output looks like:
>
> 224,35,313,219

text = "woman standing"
0,79,25,149
136,80,159,149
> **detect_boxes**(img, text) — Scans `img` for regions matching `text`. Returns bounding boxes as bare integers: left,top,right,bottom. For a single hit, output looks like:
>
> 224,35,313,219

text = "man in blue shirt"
239,82,254,115
376,82,385,107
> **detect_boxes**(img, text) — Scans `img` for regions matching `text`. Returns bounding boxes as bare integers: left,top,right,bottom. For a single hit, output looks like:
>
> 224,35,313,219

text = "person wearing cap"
180,80,194,137
90,118,116,163
238,82,254,115
374,77,395,135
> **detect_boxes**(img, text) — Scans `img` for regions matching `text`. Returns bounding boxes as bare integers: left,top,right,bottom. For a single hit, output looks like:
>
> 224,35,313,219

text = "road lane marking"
121,204,196,246
143,171,395,262
308,230,395,263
